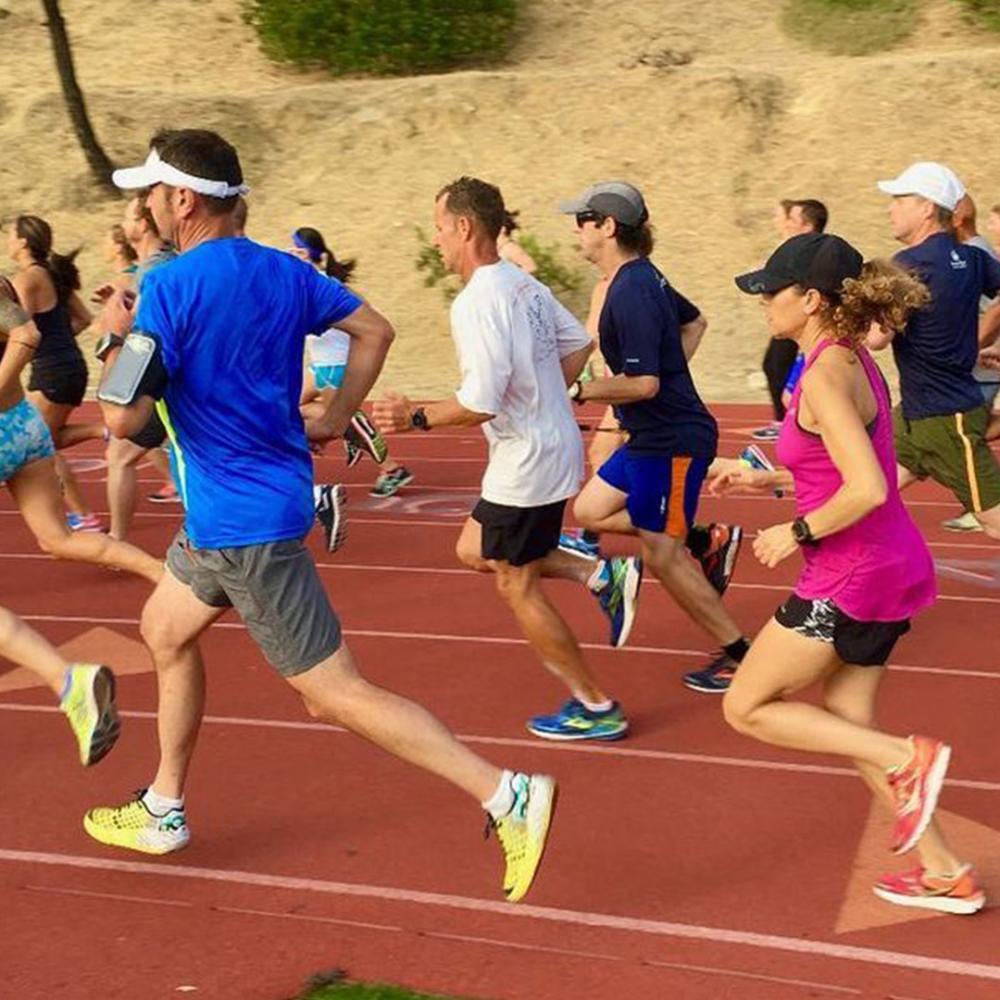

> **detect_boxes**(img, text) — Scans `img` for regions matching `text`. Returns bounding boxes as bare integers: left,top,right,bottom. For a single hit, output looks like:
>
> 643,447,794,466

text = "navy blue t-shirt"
136,238,362,548
599,258,718,457
893,232,1000,419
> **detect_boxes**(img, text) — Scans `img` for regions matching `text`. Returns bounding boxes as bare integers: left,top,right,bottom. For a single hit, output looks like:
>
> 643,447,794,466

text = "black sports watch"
411,406,431,431
95,333,125,362
568,379,584,404
791,516,817,546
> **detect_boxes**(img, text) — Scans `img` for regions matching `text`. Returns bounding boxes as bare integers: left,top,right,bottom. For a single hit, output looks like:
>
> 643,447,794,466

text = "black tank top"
33,301,82,365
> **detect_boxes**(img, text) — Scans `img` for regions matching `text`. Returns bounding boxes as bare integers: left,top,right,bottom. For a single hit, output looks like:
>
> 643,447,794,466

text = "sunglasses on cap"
575,211,606,228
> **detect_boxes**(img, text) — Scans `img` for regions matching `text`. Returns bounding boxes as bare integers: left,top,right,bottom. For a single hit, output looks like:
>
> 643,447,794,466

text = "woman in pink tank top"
712,234,983,915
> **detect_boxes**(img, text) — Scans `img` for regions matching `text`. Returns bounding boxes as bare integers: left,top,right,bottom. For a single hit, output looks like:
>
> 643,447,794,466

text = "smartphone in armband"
97,334,159,406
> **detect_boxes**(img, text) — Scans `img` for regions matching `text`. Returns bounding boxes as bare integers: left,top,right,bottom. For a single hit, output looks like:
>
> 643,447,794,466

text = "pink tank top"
775,340,936,622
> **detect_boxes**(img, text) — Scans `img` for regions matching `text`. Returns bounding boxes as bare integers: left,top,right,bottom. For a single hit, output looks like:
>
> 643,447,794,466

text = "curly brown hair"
813,259,930,348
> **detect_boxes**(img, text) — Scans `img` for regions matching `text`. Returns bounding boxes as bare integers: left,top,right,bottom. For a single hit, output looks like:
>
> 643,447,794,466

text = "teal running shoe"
527,699,629,741
591,556,642,648
558,530,600,560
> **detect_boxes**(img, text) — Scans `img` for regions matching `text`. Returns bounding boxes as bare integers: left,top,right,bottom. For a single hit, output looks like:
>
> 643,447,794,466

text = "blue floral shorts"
0,397,55,482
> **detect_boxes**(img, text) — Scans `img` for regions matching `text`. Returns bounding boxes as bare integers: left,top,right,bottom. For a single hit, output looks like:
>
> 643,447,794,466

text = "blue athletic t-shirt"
136,238,362,548
599,258,718,457
892,232,1000,420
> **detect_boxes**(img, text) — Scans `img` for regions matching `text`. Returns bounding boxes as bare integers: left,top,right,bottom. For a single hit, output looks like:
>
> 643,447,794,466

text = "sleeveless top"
32,300,84,367
775,339,936,622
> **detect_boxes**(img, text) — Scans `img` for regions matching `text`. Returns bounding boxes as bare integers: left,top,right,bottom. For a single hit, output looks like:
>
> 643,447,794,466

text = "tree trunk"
40,0,116,195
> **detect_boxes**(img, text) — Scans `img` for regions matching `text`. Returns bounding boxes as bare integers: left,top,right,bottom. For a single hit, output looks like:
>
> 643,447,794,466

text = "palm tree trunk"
40,0,116,195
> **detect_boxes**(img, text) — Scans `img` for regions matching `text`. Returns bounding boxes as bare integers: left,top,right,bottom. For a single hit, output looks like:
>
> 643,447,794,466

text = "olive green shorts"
893,404,1000,513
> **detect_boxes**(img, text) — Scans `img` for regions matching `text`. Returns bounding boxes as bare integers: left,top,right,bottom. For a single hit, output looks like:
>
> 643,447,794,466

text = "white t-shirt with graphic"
451,260,591,507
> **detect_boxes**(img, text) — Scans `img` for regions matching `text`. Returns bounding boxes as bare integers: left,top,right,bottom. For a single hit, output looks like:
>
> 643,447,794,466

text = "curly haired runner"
711,233,983,915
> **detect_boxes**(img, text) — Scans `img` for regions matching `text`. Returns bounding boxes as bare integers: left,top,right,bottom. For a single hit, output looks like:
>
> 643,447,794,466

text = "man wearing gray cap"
560,181,752,693
872,162,1000,538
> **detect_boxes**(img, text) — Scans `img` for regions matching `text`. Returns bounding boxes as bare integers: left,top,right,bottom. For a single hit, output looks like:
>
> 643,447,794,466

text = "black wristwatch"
411,406,431,431
791,516,817,546
95,332,125,362
568,379,584,404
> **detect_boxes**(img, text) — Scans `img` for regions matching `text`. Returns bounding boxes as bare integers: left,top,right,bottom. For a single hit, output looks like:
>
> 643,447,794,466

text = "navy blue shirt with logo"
599,258,718,457
893,232,1000,420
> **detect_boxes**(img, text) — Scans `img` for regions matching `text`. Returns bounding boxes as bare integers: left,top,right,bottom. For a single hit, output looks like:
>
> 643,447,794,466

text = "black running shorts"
472,497,566,567
774,593,910,666
128,408,168,450
28,356,88,407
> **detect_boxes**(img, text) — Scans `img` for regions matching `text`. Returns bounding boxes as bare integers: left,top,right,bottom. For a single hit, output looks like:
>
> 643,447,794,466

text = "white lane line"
2,703,997,791
9,612,1000,679
22,883,193,908
2,850,998,982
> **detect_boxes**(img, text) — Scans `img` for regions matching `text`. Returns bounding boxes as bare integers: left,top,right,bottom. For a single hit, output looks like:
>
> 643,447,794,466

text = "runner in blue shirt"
81,129,556,903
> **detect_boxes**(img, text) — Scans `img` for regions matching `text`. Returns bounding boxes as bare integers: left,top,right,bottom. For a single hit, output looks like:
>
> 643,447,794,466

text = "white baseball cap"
876,161,965,211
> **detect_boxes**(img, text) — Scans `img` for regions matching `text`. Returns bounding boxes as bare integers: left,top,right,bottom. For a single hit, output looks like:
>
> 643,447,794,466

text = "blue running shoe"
558,530,600,560
528,699,629,741
740,444,783,497
683,653,739,694
591,556,642,648
739,444,774,473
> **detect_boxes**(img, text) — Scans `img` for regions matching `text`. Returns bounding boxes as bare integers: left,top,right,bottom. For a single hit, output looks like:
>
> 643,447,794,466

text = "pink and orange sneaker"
888,735,951,855
874,864,985,915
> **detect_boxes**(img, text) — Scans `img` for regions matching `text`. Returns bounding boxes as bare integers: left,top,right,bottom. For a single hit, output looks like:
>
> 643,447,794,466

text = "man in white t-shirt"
374,177,642,742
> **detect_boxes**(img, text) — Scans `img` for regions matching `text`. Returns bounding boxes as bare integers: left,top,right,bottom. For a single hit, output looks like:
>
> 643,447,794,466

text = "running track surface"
2,402,999,1000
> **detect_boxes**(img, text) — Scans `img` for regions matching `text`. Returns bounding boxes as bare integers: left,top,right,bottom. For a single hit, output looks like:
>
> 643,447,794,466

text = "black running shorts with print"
472,498,566,566
774,593,910,666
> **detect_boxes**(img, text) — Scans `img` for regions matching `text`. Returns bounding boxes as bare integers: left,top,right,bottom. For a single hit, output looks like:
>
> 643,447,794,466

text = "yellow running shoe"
60,664,120,767
84,790,190,855
486,773,557,903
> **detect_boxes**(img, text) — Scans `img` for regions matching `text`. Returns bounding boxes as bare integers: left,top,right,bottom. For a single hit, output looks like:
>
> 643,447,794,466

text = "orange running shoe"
888,735,951,855
874,864,985,915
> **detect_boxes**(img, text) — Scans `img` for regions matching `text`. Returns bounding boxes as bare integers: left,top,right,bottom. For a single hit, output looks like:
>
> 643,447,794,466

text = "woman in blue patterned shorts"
0,275,161,583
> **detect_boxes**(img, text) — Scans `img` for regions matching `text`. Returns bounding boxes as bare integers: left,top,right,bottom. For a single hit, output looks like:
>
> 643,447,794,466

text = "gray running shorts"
165,528,342,676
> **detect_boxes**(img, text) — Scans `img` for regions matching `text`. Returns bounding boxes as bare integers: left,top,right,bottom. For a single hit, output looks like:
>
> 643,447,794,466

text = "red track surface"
2,402,998,1000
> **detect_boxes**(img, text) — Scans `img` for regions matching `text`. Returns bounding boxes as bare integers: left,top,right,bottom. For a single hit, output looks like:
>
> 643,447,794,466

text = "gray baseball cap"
559,181,649,227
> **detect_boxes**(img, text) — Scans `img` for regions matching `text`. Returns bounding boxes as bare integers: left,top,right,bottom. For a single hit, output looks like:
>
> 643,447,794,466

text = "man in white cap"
872,162,1000,538
81,130,557,904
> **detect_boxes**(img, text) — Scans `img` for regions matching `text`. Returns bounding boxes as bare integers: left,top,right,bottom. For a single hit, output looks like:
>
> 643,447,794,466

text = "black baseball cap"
735,233,863,296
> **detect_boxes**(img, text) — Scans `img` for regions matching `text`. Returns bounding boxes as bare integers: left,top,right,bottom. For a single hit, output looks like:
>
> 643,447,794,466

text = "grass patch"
781,0,919,55
299,979,467,1000
954,0,1000,30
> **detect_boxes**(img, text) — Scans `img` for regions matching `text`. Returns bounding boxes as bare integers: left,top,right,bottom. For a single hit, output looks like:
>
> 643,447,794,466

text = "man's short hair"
436,177,505,240
233,196,248,233
156,129,244,216
780,198,828,233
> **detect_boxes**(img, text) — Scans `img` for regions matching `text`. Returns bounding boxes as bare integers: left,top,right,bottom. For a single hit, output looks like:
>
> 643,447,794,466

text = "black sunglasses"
575,211,606,228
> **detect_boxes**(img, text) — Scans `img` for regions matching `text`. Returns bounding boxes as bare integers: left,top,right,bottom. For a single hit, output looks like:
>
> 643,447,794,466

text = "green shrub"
244,0,521,76
954,0,1000,30
414,229,586,311
781,0,917,56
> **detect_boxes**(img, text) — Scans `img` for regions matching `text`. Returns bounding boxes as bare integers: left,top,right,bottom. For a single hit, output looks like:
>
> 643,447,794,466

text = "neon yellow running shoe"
485,773,557,903
60,664,120,767
84,790,190,855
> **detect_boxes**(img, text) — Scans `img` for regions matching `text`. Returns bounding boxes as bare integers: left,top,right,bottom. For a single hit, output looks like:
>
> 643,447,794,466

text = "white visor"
112,149,250,198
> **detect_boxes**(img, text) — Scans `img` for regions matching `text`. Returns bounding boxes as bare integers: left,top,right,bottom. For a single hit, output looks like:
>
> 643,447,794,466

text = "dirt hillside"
1,0,998,399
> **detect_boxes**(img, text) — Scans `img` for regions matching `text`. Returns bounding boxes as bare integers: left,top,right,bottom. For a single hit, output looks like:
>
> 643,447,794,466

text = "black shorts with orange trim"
893,403,1000,513
597,446,709,537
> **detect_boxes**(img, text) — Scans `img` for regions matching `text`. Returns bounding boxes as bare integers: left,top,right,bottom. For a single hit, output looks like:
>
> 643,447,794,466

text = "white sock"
580,697,614,713
586,559,608,593
143,786,184,816
481,769,517,819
